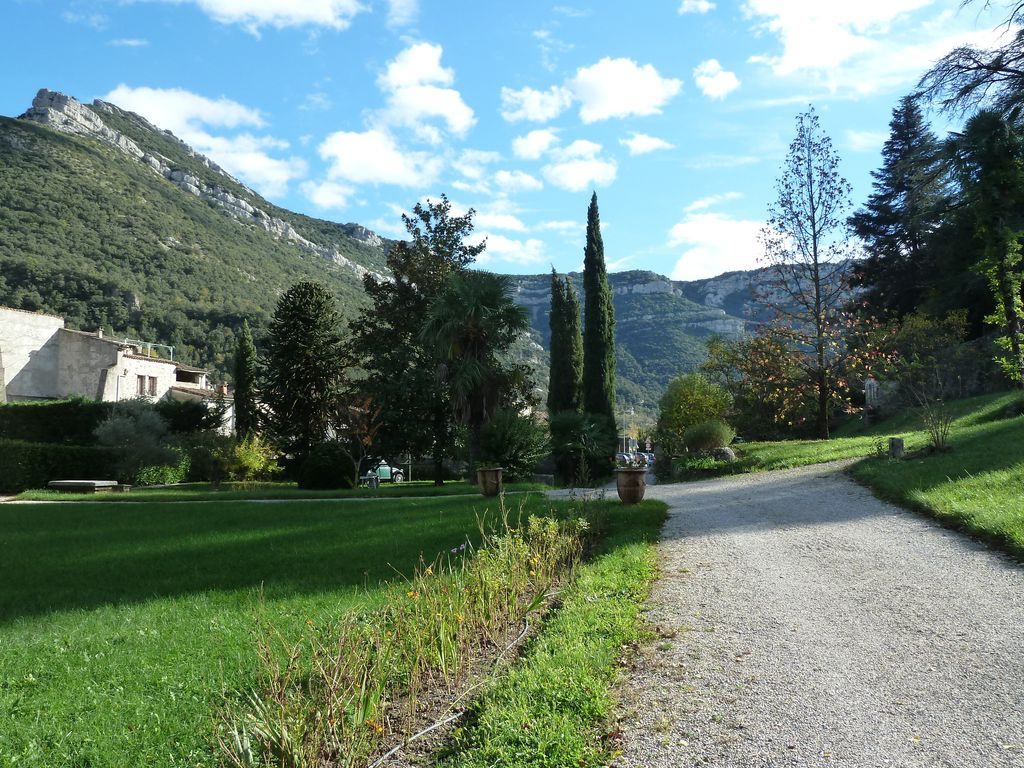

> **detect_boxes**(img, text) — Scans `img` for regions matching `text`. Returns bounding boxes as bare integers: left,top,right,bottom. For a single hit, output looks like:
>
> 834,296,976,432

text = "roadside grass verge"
14,480,549,503
438,500,667,768
850,400,1024,559
0,494,543,766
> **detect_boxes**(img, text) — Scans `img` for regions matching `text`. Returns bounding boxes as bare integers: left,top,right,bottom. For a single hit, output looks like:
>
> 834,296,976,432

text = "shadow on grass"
0,496,540,624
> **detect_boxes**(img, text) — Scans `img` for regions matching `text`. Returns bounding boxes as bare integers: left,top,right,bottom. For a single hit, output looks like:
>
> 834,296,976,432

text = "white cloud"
620,132,674,156
453,149,501,180
103,85,307,196
686,191,743,212
533,28,573,71
318,128,442,187
494,170,544,193
386,0,418,27
679,0,715,13
538,220,582,233
474,213,528,232
685,153,760,169
105,84,266,132
669,211,765,280
375,42,475,140
169,0,366,33
693,59,741,99
110,38,148,47
299,92,333,111
500,85,573,122
570,57,682,123
512,128,560,159
301,180,355,209
470,233,546,266
543,140,617,191
846,129,888,152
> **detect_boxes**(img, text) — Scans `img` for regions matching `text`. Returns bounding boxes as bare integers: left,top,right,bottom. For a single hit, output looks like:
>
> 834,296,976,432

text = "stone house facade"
0,306,233,431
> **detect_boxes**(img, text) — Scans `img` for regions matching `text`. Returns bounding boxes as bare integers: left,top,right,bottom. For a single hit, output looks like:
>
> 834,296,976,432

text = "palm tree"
421,271,530,474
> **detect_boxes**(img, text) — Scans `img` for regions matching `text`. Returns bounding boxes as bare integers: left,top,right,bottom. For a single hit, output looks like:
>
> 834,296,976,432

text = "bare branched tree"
759,107,855,439
919,2,1024,114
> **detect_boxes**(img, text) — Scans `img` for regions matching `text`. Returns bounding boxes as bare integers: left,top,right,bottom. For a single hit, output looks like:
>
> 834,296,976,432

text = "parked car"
360,458,406,483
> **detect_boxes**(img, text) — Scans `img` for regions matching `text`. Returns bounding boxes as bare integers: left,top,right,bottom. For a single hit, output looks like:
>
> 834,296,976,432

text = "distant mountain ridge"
1,87,776,417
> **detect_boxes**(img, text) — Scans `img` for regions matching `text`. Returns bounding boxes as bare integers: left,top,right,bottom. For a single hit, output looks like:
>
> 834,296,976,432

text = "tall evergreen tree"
547,270,583,414
581,192,616,421
262,281,347,456
348,195,484,484
232,319,259,437
849,95,948,317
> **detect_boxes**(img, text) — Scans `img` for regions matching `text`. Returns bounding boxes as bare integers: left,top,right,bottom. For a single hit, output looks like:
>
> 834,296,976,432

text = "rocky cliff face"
20,89,384,279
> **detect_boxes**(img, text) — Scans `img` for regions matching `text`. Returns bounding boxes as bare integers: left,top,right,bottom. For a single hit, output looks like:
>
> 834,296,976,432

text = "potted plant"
614,454,648,505
476,465,503,497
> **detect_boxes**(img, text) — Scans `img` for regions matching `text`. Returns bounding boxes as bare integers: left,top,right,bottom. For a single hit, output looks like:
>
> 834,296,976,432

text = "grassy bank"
440,501,667,767
0,494,544,766
680,391,1024,558
15,480,549,503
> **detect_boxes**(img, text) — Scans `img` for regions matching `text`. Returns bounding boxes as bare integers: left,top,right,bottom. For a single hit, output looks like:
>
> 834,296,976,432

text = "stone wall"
56,330,121,400
0,307,65,402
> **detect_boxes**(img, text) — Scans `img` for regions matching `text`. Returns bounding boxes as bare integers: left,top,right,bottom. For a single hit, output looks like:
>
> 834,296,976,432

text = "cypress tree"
581,192,616,420
547,270,583,414
233,319,259,437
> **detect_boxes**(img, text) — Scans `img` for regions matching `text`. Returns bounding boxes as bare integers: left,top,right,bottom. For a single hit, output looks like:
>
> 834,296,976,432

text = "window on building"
148,376,158,396
137,375,146,396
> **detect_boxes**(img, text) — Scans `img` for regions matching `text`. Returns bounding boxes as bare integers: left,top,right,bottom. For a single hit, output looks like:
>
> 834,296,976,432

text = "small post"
888,437,904,459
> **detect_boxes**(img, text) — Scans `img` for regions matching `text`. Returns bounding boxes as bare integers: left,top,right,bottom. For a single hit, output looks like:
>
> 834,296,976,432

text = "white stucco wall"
0,308,65,402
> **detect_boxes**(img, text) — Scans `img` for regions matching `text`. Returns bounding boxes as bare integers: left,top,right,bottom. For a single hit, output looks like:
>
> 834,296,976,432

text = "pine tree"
262,281,347,456
547,270,584,414
849,95,947,316
581,192,616,421
232,319,259,437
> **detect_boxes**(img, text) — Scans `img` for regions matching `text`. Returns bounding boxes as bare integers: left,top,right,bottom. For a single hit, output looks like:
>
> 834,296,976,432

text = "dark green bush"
297,442,356,490
154,398,224,434
479,409,549,481
682,420,736,452
0,397,112,444
0,439,120,492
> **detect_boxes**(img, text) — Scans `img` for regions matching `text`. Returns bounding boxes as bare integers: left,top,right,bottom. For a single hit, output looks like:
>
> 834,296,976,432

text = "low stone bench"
47,480,131,494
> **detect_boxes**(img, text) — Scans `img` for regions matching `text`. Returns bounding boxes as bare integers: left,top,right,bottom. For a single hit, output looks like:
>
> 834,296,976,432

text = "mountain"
1,88,767,420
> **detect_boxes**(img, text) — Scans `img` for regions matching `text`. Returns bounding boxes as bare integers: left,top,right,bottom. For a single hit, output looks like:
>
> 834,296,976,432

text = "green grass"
440,500,667,767
0,493,553,766
15,480,549,503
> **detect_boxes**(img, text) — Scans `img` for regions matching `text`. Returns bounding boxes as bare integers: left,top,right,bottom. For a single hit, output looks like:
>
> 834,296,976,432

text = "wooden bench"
47,480,132,494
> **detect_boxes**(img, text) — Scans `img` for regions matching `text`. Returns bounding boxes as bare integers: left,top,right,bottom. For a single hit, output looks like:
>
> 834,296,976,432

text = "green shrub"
0,397,112,444
479,409,549,481
135,452,191,486
297,442,356,490
683,420,736,452
94,398,180,482
549,411,613,486
224,434,282,481
0,439,119,492
655,373,733,456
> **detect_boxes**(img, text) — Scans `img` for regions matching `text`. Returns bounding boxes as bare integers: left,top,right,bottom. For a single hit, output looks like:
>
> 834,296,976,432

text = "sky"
0,0,1011,280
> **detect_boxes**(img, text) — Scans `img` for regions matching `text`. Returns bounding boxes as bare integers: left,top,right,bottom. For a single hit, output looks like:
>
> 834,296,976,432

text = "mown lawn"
16,480,549,503
0,494,549,766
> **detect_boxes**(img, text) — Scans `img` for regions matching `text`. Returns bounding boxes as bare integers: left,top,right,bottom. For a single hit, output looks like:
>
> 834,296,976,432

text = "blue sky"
0,0,1010,279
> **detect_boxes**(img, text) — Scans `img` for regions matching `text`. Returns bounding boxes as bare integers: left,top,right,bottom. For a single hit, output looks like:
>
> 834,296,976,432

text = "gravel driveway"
613,462,1024,767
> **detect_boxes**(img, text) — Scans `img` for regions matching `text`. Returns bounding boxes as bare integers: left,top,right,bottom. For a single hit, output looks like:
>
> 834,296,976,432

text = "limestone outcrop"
21,89,384,281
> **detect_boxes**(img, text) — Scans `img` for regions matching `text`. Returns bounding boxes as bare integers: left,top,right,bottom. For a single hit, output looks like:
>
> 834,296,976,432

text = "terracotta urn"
476,467,503,497
615,467,647,505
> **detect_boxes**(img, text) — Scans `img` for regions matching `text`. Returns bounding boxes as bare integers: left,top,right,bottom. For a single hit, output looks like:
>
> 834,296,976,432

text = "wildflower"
407,590,420,599
459,543,466,551
305,619,314,627
529,570,536,577
456,612,464,623
425,566,433,576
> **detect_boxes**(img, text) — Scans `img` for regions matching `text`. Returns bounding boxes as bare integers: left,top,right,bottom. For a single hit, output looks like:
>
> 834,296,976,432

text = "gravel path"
614,462,1024,768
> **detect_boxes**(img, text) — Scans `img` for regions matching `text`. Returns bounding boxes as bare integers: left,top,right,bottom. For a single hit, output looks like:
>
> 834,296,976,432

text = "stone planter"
476,467,503,497
615,467,647,505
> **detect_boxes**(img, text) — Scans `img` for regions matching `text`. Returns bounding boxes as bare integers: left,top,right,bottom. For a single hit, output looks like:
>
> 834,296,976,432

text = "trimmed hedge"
0,398,112,445
0,439,120,493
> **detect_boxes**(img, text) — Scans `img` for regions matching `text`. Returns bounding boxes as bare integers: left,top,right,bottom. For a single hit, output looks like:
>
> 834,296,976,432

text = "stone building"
0,306,233,430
